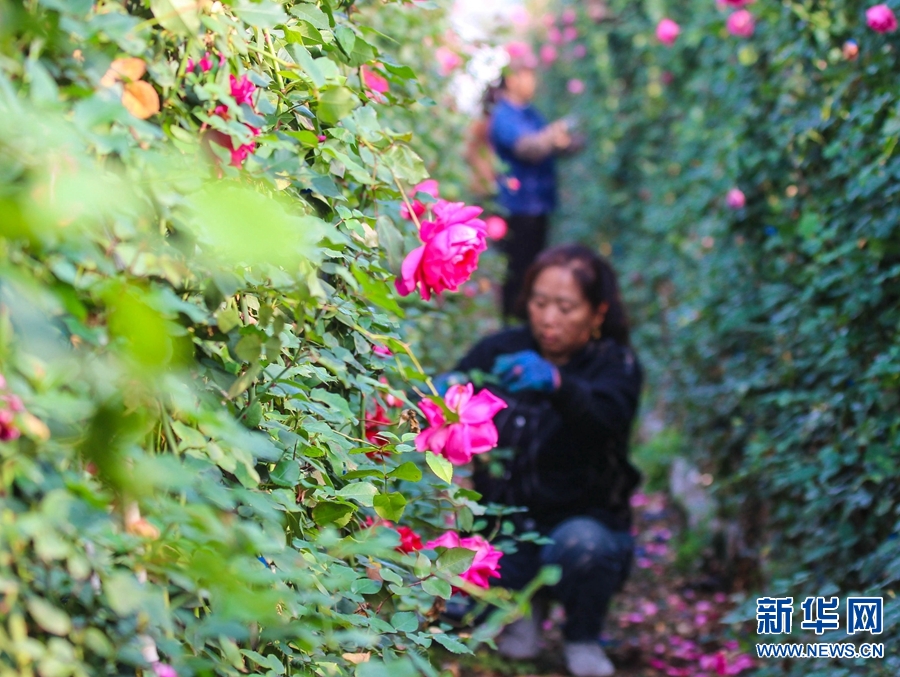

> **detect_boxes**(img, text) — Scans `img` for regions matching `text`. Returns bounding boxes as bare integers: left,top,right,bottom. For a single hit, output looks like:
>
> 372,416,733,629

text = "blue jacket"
489,99,557,216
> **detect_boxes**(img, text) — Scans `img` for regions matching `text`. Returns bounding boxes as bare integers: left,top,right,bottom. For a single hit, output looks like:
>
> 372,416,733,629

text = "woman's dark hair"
481,76,505,116
516,243,631,346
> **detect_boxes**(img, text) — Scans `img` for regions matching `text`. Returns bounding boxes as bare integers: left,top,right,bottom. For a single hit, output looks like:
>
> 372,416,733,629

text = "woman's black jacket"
454,326,643,533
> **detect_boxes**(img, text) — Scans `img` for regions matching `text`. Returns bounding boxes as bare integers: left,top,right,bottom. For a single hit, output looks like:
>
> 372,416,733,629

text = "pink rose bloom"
567,78,585,94
395,201,488,300
187,53,214,73
727,10,755,37
547,26,563,44
373,344,393,357
540,44,558,65
207,126,259,167
395,526,423,554
415,383,506,464
229,74,255,106
484,215,508,240
719,0,753,6
0,409,20,442
435,46,462,76
656,18,681,46
400,179,440,220
152,663,177,677
867,4,898,32
509,6,530,27
726,187,746,209
424,531,503,589
507,177,521,191
361,65,389,94
561,8,577,24
2,395,24,412
562,26,578,43
572,44,587,59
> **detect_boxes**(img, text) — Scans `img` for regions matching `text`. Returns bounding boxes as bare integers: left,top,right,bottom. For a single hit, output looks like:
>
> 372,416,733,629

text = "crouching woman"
447,244,642,677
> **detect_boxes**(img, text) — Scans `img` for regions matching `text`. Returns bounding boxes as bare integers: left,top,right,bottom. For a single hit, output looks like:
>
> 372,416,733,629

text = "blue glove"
431,371,467,396
491,351,560,393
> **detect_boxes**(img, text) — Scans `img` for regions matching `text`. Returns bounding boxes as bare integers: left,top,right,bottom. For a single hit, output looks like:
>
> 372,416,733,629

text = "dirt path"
443,492,757,677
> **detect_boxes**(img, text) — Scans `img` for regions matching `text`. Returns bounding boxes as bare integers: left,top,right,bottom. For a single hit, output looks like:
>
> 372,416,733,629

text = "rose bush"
536,1,900,673
0,1,516,676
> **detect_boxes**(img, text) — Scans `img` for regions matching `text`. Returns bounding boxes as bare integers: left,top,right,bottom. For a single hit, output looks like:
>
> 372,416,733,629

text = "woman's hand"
492,351,561,393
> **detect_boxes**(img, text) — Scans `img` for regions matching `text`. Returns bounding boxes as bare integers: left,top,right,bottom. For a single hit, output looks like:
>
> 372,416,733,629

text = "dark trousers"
499,213,550,319
494,516,634,642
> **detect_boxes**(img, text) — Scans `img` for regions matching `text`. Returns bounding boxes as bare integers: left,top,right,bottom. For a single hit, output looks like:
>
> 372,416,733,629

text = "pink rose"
509,7,531,27
547,26,563,44
435,46,462,76
395,201,488,300
540,44,558,65
561,8,577,24
507,177,521,191
867,4,898,32
567,78,585,94
424,531,502,589
361,65,389,95
229,74,255,106
0,409,20,442
719,0,753,6
415,383,506,464
207,127,260,167
396,526,423,554
505,41,538,68
572,44,587,59
727,10,755,37
187,53,214,73
373,344,393,357
562,26,578,43
152,664,177,677
485,215,508,240
400,179,440,220
726,188,746,209
656,18,681,46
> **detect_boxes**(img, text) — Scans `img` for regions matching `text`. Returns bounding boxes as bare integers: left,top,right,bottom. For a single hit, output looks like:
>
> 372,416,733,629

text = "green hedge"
539,0,900,672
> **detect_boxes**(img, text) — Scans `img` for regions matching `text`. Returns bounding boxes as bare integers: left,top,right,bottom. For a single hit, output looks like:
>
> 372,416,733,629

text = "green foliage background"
537,0,900,673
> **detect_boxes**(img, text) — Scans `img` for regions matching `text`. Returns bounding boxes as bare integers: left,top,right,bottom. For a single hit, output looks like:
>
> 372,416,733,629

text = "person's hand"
548,120,572,150
431,371,467,396
491,351,560,393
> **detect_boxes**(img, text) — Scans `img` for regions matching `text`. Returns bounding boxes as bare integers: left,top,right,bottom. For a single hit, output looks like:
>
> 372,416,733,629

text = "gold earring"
592,326,602,340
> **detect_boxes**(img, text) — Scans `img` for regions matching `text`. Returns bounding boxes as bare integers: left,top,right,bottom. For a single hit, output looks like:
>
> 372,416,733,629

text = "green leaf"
270,459,300,487
336,482,378,506
390,611,419,633
26,598,71,636
382,145,428,184
432,632,471,654
420,576,452,599
233,0,287,28
290,3,330,29
424,451,453,484
373,491,406,521
335,26,356,55
387,461,422,482
312,501,355,527
317,86,359,125
149,0,200,34
434,547,475,576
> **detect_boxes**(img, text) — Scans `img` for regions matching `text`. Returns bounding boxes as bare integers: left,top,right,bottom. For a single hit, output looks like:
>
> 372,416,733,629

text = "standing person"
489,45,579,319
436,245,642,677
